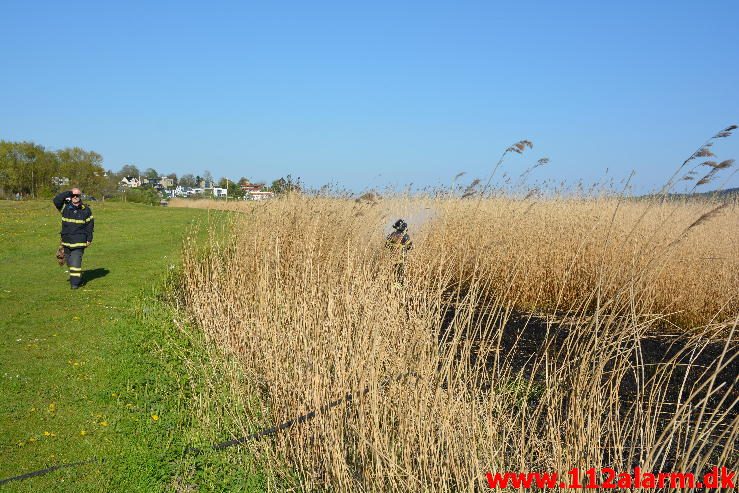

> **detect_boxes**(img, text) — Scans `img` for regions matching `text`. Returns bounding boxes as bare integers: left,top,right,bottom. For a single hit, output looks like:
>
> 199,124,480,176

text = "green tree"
98,170,121,200
56,147,106,196
228,180,245,199
122,187,162,205
0,141,25,195
119,164,140,178
179,174,196,187
270,177,287,194
0,141,107,198
144,168,159,181
0,141,58,198
270,174,302,195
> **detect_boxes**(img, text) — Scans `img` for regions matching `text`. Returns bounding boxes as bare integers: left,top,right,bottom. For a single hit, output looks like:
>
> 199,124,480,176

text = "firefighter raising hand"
53,188,95,289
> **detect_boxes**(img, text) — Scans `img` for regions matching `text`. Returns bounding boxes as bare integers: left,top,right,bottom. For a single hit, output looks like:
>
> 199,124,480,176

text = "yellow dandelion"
111,392,117,398
28,437,37,442
99,421,109,427
80,430,87,436
30,407,36,412
47,402,56,414
43,431,51,436
151,414,159,421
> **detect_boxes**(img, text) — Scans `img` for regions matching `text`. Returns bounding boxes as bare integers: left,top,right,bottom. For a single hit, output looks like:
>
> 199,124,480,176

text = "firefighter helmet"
392,219,408,233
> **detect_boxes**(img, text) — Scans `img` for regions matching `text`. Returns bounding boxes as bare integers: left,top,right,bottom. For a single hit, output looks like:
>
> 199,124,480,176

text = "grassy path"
0,201,266,491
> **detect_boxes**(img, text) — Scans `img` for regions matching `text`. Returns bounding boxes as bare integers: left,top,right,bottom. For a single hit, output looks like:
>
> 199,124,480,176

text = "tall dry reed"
180,194,738,491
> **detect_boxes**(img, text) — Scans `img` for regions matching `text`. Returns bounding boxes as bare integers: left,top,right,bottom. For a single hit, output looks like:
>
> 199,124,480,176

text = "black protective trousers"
65,247,85,287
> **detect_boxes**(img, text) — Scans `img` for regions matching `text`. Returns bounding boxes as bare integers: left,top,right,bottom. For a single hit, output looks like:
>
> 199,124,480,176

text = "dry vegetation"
180,192,738,491
168,197,252,212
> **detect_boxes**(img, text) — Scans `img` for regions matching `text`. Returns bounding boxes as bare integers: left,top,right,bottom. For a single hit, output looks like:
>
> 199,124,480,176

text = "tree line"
0,141,109,199
1,139,302,200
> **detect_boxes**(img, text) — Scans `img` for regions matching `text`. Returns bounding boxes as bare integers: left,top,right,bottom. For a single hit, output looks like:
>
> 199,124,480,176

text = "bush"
111,188,162,205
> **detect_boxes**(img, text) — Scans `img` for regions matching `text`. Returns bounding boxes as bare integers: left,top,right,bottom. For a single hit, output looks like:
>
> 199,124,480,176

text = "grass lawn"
0,200,270,492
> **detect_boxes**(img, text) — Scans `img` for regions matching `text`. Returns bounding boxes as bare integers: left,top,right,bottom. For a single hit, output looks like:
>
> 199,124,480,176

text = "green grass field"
0,201,271,492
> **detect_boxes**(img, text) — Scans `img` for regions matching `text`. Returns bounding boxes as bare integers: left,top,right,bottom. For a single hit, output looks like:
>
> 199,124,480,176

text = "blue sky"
2,0,738,193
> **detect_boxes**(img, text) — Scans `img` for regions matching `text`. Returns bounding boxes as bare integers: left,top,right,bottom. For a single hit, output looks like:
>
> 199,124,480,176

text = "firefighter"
385,219,413,285
53,188,94,289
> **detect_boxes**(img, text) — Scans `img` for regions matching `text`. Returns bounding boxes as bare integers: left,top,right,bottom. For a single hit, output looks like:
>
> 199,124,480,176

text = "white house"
120,176,141,188
51,176,70,187
246,191,274,201
173,185,191,197
212,187,227,198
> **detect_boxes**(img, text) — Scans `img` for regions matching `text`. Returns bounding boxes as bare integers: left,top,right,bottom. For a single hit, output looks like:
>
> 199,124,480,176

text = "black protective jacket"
53,191,94,248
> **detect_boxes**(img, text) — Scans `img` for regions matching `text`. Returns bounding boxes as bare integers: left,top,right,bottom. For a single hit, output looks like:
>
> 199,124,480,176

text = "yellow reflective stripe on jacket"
61,242,88,248
69,267,82,271
62,217,86,224
85,216,94,222
69,272,82,277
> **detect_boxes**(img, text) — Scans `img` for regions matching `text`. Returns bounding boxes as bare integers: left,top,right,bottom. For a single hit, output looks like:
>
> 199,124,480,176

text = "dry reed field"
180,192,738,491
168,197,252,212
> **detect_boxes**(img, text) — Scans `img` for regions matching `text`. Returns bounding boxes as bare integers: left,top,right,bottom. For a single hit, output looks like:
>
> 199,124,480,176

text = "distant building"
139,176,171,187
173,185,191,197
241,183,266,194
52,176,70,187
212,187,227,198
240,181,272,200
120,176,141,188
246,191,274,201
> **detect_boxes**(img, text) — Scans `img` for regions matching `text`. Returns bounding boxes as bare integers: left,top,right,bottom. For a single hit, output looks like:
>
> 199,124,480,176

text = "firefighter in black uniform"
385,219,413,285
53,188,94,289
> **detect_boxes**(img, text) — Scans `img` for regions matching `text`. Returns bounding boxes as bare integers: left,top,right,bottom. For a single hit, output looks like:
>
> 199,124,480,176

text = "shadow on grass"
83,267,110,284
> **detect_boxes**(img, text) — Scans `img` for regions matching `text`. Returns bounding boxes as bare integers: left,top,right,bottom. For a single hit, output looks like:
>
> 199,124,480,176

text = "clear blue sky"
2,0,738,193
